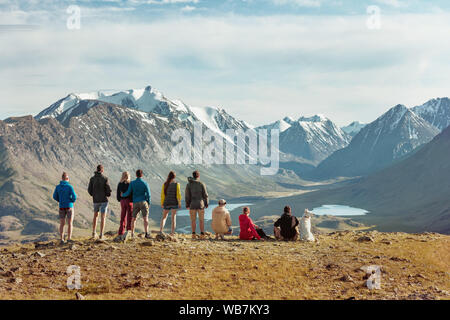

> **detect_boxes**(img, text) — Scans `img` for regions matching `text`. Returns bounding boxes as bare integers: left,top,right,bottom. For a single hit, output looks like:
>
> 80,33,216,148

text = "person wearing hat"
211,199,232,240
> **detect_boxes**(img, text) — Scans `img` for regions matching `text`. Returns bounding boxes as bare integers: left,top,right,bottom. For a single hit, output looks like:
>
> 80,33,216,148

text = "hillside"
0,232,448,300
314,105,439,179
0,104,305,243
252,125,450,233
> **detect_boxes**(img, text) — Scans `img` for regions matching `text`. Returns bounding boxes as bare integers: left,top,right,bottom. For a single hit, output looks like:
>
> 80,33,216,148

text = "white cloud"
145,0,199,4
374,0,405,8
1,13,449,126
271,0,321,7
181,5,196,11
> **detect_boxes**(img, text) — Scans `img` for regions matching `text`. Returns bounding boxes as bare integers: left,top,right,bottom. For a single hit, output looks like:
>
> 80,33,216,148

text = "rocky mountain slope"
0,231,448,300
259,115,350,164
341,121,366,138
412,97,450,131
0,102,304,243
252,125,450,234
313,104,439,179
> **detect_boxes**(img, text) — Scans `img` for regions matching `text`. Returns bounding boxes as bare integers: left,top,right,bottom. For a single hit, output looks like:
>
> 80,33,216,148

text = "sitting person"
274,206,299,241
239,207,265,241
211,199,232,240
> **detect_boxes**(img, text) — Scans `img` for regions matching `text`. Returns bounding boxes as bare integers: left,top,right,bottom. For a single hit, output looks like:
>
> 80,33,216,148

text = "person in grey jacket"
185,170,209,239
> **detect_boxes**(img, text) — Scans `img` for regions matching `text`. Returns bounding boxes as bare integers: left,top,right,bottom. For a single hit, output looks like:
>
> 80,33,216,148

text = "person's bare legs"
143,216,149,234
92,211,99,237
160,209,169,233
67,214,74,241
274,227,283,241
131,217,137,237
199,209,205,234
99,212,106,238
170,209,177,235
59,218,66,241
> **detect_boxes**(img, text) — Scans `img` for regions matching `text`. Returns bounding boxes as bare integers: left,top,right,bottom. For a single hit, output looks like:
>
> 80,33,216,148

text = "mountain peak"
411,97,450,131
298,114,328,123
282,116,296,124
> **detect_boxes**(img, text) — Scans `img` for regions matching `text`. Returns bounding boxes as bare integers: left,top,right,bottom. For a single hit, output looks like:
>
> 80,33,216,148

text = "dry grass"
0,231,448,300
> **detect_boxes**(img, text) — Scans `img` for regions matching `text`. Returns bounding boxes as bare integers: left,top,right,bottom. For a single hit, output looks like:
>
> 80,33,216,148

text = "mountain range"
252,124,450,233
0,84,449,240
259,115,351,164
313,104,440,179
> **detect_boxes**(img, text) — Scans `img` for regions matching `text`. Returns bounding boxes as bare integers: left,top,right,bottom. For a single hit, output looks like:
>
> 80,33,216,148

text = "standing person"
88,164,112,240
160,171,181,236
117,171,133,241
122,169,151,239
274,206,299,241
239,207,264,241
185,170,209,239
211,199,232,240
53,172,77,244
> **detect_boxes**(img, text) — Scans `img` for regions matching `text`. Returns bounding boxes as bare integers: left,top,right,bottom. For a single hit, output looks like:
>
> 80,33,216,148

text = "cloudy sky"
1,0,449,126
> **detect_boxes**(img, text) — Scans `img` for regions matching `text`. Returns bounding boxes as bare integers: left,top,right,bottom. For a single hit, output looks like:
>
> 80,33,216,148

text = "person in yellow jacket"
160,171,182,235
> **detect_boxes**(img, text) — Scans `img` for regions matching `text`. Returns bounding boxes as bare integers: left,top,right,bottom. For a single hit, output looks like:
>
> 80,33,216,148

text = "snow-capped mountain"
259,114,350,163
341,121,366,138
314,104,440,179
36,85,252,138
257,116,295,133
411,97,450,131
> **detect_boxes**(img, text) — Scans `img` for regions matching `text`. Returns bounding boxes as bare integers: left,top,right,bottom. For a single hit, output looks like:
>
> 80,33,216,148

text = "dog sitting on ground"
300,209,315,242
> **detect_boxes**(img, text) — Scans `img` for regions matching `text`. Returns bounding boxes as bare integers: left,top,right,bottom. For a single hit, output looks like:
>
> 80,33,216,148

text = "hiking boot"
123,231,129,241
200,232,206,239
145,233,152,239
92,233,98,240
98,234,105,241
192,233,197,239
59,239,66,245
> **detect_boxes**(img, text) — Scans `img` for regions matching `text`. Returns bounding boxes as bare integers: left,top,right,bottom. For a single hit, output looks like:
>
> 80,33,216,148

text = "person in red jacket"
239,207,264,241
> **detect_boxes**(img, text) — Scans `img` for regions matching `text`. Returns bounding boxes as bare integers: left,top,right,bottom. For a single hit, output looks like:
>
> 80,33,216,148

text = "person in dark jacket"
185,170,208,239
88,164,112,240
160,171,181,236
53,172,77,244
274,206,299,241
122,169,151,239
117,171,133,240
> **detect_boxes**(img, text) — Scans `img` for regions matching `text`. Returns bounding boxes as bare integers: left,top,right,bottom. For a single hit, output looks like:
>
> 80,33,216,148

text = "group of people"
52,165,312,244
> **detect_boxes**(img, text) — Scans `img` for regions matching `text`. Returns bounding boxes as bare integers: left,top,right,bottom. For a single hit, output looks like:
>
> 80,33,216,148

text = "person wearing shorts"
53,172,77,244
88,165,112,240
122,169,151,239
185,170,209,239
160,171,182,235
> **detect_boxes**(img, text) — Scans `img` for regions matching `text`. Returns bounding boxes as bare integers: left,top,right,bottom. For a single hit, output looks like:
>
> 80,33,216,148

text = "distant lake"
176,203,252,234
311,205,368,216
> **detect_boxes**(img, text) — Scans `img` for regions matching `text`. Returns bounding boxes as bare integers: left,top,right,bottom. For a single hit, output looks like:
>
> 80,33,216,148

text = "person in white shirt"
211,199,232,240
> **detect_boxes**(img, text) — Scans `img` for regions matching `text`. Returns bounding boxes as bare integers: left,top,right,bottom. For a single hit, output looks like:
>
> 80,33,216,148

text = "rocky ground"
0,231,448,300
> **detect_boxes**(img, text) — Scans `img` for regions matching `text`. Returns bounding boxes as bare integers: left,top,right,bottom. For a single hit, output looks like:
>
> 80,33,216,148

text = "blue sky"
1,0,450,126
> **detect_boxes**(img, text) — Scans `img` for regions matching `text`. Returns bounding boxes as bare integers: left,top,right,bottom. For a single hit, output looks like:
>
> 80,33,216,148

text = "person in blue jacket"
53,172,77,244
122,169,151,239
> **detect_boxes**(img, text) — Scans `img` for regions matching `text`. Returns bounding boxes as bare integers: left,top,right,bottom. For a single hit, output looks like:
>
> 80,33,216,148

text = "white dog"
300,209,315,242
